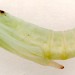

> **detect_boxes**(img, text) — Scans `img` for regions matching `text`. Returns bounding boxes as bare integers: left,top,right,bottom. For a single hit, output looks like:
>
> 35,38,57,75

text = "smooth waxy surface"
0,10,75,66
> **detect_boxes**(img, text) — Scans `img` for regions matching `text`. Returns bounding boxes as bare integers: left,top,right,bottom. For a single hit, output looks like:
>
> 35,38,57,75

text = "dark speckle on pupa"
0,10,5,14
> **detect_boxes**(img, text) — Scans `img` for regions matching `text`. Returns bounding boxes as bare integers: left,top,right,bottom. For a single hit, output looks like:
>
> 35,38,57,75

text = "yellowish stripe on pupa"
42,30,53,59
60,31,69,60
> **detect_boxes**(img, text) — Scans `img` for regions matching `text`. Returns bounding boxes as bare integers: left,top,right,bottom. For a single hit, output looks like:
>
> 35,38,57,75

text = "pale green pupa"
0,10,75,69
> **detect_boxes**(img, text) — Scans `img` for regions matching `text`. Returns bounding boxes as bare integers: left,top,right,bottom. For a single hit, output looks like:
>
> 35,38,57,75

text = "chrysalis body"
0,10,75,69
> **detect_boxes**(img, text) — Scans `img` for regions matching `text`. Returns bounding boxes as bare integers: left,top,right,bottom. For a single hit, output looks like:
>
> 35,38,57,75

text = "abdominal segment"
47,29,75,60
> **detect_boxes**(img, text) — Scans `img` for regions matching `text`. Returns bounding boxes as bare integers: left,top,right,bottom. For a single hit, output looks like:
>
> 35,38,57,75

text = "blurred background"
0,0,75,75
